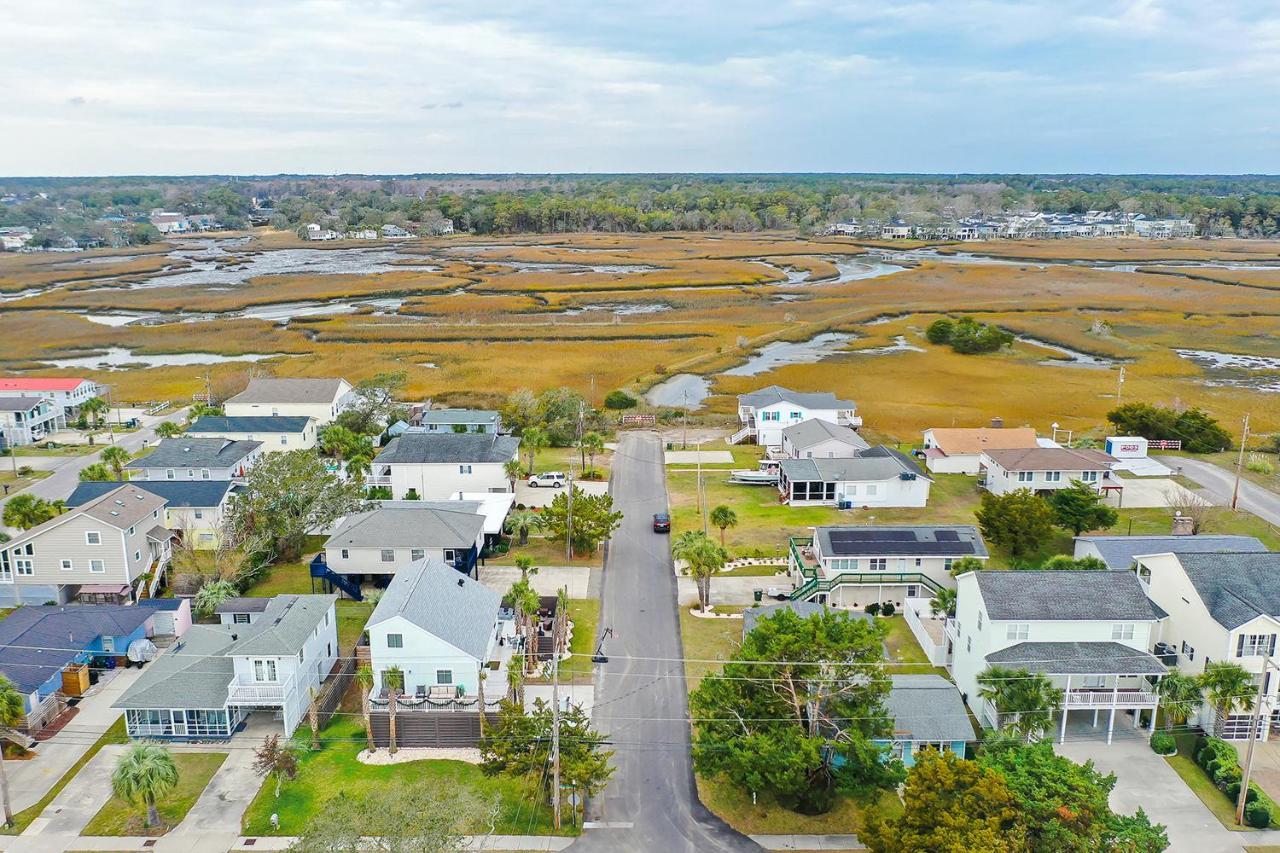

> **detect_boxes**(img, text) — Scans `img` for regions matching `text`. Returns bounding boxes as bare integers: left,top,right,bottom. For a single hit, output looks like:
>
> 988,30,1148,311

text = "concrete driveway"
677,573,788,606
1105,477,1203,509
1235,740,1280,806
481,564,593,598
515,479,608,509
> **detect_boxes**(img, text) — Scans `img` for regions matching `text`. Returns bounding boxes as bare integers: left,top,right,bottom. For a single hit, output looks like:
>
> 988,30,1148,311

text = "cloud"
66,95,86,106
420,102,464,110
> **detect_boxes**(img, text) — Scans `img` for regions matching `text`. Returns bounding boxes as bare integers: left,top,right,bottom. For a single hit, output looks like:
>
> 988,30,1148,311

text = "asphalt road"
1157,455,1280,526
572,432,760,852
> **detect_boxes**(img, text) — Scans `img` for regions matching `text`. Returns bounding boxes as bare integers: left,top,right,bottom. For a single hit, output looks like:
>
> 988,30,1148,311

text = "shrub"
1226,781,1259,805
1149,731,1176,755
1193,734,1210,762
1246,800,1272,829
880,602,896,616
864,602,881,616
1215,764,1241,791
604,390,638,410
1247,453,1275,475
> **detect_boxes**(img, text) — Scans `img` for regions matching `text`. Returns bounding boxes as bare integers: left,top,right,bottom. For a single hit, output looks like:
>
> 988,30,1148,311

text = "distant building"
0,377,102,416
0,227,32,251
381,224,411,238
223,377,353,425
304,223,341,241
346,228,378,240
149,211,191,234
0,397,66,446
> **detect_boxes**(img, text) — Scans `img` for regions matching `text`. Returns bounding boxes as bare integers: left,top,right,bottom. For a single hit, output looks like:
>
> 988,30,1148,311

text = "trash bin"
666,442,673,451
753,588,763,603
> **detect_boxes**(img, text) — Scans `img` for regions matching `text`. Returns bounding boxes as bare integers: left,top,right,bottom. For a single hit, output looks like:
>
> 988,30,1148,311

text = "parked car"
528,471,567,488
653,512,671,533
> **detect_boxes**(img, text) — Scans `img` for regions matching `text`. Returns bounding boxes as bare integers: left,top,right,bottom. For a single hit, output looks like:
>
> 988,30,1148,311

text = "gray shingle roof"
188,416,313,434
0,605,155,694
1176,552,1280,629
986,641,1166,675
815,525,988,558
67,480,234,509
227,595,335,656
974,570,1161,621
982,447,1112,472
0,397,45,412
114,626,237,710
415,409,500,426
127,437,261,470
742,601,875,637
326,506,484,549
366,558,501,661
738,385,856,410
781,418,870,452
373,432,520,465
225,377,347,405
214,597,271,614
780,446,929,483
885,675,976,743
1076,535,1268,570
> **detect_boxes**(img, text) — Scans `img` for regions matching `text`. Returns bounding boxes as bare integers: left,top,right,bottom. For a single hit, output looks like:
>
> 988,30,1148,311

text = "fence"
313,657,356,730
370,709,501,748
22,691,66,736
1147,439,1182,450
619,414,657,427
902,598,950,667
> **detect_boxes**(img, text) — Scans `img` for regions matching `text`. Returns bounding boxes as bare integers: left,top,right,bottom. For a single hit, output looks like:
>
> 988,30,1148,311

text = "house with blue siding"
877,674,976,766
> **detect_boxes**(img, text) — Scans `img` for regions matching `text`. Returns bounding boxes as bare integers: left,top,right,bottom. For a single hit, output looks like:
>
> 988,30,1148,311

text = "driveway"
515,479,608,509
1056,729,1246,852
481,564,593,598
570,432,759,852
677,573,787,607
1158,455,1280,526
12,744,127,848
1235,740,1280,807
1104,477,1202,509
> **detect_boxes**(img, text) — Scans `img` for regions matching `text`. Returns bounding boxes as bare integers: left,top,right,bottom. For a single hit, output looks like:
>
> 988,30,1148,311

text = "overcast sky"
4,0,1279,176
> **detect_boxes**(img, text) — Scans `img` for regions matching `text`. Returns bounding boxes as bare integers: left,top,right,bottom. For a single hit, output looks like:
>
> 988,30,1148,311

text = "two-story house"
0,484,171,606
1136,551,1280,739
223,377,353,425
66,480,238,550
370,432,520,500
116,594,338,739
778,419,869,460
979,447,1114,496
777,445,931,508
0,377,101,417
787,525,988,609
1074,534,1268,571
0,397,66,447
411,409,502,434
950,570,1166,744
186,415,317,452
732,386,861,448
126,437,262,482
921,426,1039,475
322,503,486,582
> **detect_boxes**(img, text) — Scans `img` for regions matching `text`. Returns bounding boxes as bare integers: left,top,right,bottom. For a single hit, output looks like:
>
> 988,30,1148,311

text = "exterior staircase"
309,554,363,601
726,425,755,445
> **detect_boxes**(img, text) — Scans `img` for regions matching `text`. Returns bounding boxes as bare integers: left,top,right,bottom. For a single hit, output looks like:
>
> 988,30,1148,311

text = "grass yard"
678,604,746,690
242,718,570,837
11,443,99,457
531,445,614,477
0,466,52,492
697,777,901,836
240,535,329,597
336,600,374,653
718,563,788,577
487,535,604,569
1166,733,1280,831
81,751,228,836
0,717,130,835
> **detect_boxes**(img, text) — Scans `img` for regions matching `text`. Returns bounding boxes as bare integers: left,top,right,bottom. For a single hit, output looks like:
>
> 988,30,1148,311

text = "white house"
1135,551,1280,739
116,594,339,739
126,437,262,482
186,415,318,451
1073,534,1268,571
733,386,861,448
779,418,869,460
411,408,502,435
304,223,341,241
364,557,508,698
0,377,101,416
950,570,1166,744
777,446,931,507
370,432,521,500
323,503,486,581
149,211,191,234
0,397,66,447
921,427,1040,475
0,484,171,606
224,377,353,425
979,447,1114,496
66,480,238,551
787,525,988,608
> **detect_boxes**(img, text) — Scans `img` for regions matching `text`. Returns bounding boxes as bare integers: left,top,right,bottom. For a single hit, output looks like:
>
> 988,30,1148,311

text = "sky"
3,0,1279,176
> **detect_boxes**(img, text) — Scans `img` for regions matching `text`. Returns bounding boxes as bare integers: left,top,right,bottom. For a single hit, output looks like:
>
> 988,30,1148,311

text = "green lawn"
240,535,329,598
0,467,52,492
81,751,228,836
678,604,746,691
487,535,604,569
242,718,570,836
530,445,613,478
336,600,374,653
12,443,98,457
1,717,130,835
697,776,900,836
718,563,788,578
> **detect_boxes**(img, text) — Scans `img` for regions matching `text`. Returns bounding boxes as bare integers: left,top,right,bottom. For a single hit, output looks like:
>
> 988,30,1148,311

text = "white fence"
902,597,950,667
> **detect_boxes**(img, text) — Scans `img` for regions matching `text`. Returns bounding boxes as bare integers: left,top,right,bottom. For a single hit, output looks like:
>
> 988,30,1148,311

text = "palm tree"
513,554,538,582
708,505,738,548
578,431,604,472
930,587,957,619
977,665,1064,742
508,511,539,547
522,427,548,475
79,462,115,482
509,578,541,675
1200,662,1256,737
671,531,726,612
2,494,56,530
1158,669,1204,732
0,675,26,827
100,445,130,480
356,665,376,753
187,402,222,421
503,458,524,490
80,397,108,430
111,743,179,828
154,421,183,439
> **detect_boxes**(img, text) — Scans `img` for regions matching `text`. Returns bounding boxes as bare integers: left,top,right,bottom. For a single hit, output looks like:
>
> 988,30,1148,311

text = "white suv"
527,471,568,488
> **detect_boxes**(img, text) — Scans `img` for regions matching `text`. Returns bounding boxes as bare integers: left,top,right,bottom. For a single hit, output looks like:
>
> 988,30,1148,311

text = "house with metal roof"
0,484,171,606
1074,534,1268,571
877,675,977,766
322,503,486,582
921,426,1040,475
1135,551,1280,739
115,593,338,739
732,385,861,447
979,447,1115,496
951,570,1167,744
66,480,238,550
777,446,931,508
787,525,988,609
186,415,318,451
126,437,262,482
409,408,502,434
0,377,101,415
223,377,353,425
370,432,520,500
778,418,869,461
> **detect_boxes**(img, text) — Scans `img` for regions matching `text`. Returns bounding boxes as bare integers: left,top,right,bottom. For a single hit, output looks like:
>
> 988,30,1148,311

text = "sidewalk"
5,744,128,852
2,835,579,851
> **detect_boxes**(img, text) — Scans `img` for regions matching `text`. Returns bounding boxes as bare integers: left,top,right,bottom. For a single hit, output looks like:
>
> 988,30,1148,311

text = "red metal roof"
0,377,91,392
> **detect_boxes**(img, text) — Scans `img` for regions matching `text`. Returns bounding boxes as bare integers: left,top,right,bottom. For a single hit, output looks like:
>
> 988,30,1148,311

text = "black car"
652,512,671,533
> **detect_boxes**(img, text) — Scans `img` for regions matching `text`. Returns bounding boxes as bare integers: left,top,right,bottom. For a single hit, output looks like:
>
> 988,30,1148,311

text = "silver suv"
527,471,568,488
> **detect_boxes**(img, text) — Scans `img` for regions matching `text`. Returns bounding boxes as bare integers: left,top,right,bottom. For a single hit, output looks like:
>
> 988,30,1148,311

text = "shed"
137,598,193,638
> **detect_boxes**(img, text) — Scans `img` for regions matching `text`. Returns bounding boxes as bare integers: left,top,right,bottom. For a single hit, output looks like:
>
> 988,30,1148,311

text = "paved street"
571,432,759,852
1158,455,1280,526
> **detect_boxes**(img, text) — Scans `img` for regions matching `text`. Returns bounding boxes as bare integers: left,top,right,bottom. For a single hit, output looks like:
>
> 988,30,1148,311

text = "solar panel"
935,530,960,542
823,528,975,557
829,530,917,543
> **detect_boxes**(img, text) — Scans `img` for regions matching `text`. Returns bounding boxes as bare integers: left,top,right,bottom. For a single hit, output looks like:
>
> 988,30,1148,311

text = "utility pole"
1115,365,1125,408
1232,413,1251,511
697,439,707,535
1236,655,1275,825
681,390,688,449
551,588,563,830
105,386,116,446
565,466,574,566
0,728,11,827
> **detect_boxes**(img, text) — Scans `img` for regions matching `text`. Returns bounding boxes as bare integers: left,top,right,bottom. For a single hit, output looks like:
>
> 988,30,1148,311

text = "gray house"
323,504,487,581
1073,535,1268,571
0,397,66,447
127,437,263,482
410,409,502,434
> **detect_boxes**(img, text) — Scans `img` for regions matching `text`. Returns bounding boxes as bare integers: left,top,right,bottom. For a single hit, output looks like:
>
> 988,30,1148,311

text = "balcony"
1064,689,1158,708
365,474,392,486
227,672,295,706
837,412,863,429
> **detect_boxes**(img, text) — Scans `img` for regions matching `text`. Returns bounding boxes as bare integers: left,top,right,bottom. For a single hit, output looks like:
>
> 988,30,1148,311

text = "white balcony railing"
365,474,392,486
227,672,295,706
727,426,756,445
1065,689,1158,708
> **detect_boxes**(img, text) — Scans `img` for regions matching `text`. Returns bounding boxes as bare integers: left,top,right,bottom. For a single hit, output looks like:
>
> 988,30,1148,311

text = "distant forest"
4,173,1280,240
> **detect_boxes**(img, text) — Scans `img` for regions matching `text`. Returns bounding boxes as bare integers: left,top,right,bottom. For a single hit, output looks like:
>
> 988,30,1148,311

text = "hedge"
1150,731,1176,755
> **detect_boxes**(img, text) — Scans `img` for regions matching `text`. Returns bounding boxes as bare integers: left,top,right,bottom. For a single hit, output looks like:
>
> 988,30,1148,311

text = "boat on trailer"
729,460,780,485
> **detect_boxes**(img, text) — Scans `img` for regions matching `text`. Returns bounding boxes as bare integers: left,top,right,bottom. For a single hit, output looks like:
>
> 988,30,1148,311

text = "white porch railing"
365,474,391,486
227,672,296,706
837,413,864,429
727,426,755,445
902,598,950,667
1065,689,1158,708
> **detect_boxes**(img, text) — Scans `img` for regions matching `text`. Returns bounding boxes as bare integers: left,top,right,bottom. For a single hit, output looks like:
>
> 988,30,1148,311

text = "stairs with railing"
309,554,363,601
786,536,943,601
726,425,756,445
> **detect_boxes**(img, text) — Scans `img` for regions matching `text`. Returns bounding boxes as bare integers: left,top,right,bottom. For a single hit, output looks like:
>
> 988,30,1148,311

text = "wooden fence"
370,709,501,748
313,657,355,730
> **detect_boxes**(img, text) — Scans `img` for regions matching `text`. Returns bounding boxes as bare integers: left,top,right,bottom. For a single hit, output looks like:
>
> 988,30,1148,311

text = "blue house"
878,674,976,766
0,605,154,715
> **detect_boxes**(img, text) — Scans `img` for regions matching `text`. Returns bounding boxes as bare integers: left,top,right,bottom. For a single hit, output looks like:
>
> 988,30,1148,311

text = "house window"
1017,471,1034,482
966,637,971,653
1045,471,1062,483
436,670,452,684
133,550,141,562
128,525,135,536
789,411,802,420
943,557,954,571
201,469,210,480
868,558,887,571
1181,641,1195,661
459,464,473,474
187,469,195,479
15,560,33,576
194,510,204,519
233,613,251,625
866,484,878,497
410,549,425,561
444,549,457,563
1238,634,1277,657
86,531,101,545
253,659,278,682
977,613,983,631
914,558,922,567
386,633,403,649
380,549,395,562
1081,471,1099,482
60,559,73,571
340,549,349,559
89,559,106,573
166,469,176,480
1112,623,1135,641
279,436,288,445
1006,623,1029,640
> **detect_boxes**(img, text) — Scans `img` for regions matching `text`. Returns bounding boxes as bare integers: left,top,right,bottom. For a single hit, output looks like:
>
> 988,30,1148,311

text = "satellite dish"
127,638,158,663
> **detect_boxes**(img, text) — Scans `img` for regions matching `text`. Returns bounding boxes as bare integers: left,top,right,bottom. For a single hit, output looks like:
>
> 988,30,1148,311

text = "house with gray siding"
126,437,262,482
1073,534,1268,571
66,480,238,550
0,397,66,447
323,503,486,582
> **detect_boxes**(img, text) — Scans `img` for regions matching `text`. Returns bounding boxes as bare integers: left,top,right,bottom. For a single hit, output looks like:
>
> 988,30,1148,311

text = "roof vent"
457,578,465,587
